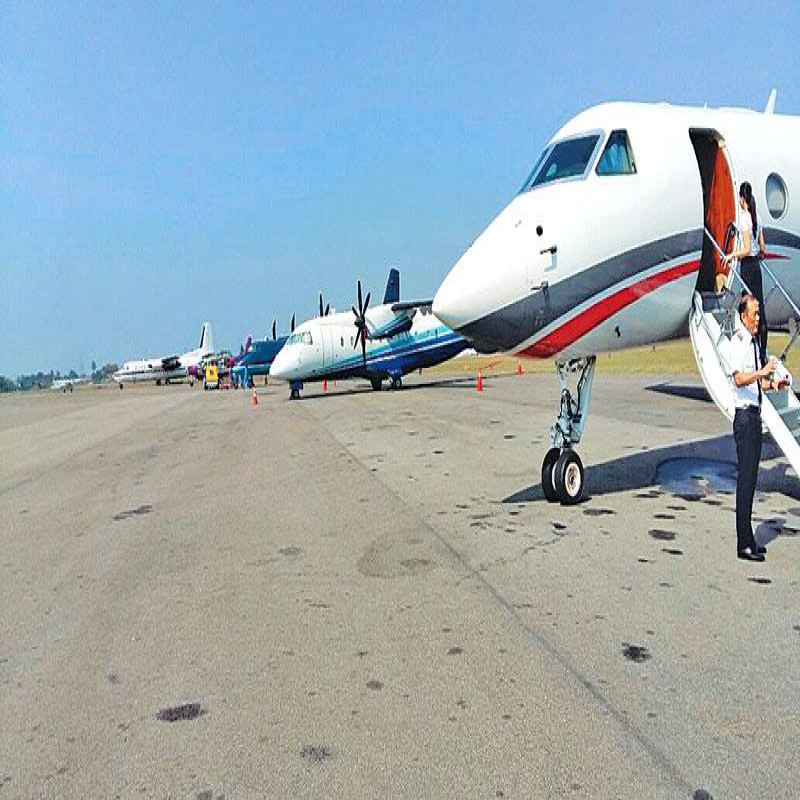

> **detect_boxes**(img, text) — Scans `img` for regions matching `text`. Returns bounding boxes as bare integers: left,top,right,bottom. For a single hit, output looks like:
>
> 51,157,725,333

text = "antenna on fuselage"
765,88,777,114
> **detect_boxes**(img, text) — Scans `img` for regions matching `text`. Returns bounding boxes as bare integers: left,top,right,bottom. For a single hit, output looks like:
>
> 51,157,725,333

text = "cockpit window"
518,147,549,194
596,130,636,175
528,134,601,189
286,332,312,345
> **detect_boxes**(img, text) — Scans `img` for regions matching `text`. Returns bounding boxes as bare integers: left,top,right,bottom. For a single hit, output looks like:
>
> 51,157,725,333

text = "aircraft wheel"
290,388,299,400
371,378,383,391
156,379,161,386
554,449,585,505
119,383,124,390
541,447,560,502
390,376,402,390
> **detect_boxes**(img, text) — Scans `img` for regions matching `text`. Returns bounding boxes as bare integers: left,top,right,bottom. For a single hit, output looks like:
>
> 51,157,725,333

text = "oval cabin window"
766,173,787,219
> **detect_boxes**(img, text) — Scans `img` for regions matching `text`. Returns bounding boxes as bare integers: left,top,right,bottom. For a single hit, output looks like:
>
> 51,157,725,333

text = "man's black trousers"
733,406,762,551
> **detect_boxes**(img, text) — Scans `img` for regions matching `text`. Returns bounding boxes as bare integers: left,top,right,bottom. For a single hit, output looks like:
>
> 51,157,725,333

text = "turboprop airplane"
270,269,469,397
230,315,296,386
433,94,800,504
113,321,214,388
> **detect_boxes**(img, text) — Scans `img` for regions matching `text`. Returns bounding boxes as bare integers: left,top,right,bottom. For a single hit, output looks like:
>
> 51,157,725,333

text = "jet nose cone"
433,247,490,332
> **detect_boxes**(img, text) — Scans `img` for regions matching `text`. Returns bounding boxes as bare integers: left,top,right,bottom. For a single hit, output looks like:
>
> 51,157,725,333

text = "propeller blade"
319,293,324,318
272,318,276,341
291,313,296,332
360,329,367,364
363,292,370,317
351,304,359,319
325,303,330,316
353,327,361,350
357,280,363,314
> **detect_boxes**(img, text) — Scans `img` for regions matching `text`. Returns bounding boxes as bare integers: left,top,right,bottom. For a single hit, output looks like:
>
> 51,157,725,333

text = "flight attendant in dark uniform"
728,294,784,561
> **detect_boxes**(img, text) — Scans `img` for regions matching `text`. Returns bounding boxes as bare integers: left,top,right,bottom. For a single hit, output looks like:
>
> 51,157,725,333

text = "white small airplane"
113,322,215,388
270,269,469,397
51,376,89,393
434,93,800,503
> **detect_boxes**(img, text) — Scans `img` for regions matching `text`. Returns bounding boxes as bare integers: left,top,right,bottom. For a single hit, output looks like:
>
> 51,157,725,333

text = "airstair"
689,226,800,476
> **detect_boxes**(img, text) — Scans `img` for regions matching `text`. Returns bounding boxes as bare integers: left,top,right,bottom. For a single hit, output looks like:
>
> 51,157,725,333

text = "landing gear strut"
541,356,595,504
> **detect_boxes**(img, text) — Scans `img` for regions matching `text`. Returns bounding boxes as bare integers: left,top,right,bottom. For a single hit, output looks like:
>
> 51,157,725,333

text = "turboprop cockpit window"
529,134,601,188
301,332,313,345
596,130,636,175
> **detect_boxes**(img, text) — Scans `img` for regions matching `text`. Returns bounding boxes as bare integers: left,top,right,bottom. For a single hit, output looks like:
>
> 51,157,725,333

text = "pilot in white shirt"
727,294,781,561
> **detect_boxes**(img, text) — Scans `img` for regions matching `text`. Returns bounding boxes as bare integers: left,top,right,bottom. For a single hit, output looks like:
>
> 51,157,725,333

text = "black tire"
541,447,560,503
554,449,585,505
371,378,383,391
391,376,402,390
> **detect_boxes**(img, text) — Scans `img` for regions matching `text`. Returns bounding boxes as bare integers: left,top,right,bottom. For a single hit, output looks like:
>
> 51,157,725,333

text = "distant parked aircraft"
113,322,214,388
230,315,296,387
270,269,469,398
51,376,89,393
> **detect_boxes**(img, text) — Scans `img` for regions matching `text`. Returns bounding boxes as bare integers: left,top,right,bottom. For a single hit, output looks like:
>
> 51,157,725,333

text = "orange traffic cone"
517,358,523,376
323,378,328,393
251,388,258,406
476,371,483,393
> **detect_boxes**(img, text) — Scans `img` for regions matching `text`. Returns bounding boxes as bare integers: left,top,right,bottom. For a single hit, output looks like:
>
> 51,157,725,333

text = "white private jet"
113,321,215,388
433,93,800,504
270,269,469,397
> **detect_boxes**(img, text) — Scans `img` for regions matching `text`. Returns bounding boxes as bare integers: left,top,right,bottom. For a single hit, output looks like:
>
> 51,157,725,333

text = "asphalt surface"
1,374,799,798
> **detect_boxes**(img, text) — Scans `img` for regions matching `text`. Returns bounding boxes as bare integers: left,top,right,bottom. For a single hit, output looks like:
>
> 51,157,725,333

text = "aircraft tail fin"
765,88,777,115
383,268,400,304
199,321,214,355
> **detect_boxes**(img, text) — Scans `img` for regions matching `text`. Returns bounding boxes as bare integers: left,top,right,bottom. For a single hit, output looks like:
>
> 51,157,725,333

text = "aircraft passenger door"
321,327,333,369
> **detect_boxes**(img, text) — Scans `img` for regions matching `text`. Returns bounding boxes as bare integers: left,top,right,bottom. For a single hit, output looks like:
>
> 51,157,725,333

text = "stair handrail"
758,257,800,324
703,226,752,296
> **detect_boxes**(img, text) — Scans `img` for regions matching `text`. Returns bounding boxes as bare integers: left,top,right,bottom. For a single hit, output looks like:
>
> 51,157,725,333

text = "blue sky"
1,1,798,375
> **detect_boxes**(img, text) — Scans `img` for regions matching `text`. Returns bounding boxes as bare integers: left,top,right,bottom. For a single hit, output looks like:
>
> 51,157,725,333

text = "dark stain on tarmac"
662,548,684,556
649,529,676,541
748,577,772,585
447,646,463,656
552,521,567,531
366,679,383,690
433,449,444,455
693,790,714,800
653,513,675,520
667,504,687,511
113,504,152,521
637,557,652,563
503,434,515,440
634,490,662,499
583,507,615,516
622,643,651,663
279,546,302,557
107,673,120,684
300,744,332,763
156,703,206,722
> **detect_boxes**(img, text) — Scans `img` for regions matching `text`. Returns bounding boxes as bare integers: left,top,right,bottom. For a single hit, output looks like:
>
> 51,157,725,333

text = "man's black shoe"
755,543,767,555
737,547,766,562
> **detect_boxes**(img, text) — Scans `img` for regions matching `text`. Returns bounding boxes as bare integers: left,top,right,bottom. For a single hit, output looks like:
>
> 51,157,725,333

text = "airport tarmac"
1,373,799,798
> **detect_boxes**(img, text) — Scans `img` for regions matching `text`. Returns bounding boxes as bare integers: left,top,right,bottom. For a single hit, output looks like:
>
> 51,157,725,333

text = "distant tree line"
0,361,119,392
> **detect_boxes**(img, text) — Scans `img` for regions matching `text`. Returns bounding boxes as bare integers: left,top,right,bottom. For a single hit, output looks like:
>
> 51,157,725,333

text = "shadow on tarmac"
504,434,800,504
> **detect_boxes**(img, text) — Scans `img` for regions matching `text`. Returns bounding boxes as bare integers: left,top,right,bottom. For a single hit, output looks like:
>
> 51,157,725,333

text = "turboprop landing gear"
390,375,402,391
541,356,595,505
371,378,383,391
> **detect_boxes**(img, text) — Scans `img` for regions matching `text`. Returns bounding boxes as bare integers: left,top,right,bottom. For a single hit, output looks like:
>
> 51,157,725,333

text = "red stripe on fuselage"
519,259,701,358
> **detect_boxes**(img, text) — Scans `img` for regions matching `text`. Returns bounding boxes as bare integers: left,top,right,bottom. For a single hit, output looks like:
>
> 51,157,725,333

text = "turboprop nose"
270,348,299,381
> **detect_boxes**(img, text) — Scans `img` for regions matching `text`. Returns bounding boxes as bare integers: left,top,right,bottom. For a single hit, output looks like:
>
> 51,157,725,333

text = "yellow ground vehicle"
203,363,219,390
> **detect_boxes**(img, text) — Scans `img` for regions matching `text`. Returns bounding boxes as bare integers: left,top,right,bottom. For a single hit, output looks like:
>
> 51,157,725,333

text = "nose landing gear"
541,356,595,504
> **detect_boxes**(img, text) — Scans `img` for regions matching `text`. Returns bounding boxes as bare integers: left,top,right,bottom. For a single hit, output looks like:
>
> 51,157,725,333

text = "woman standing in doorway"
724,181,768,362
